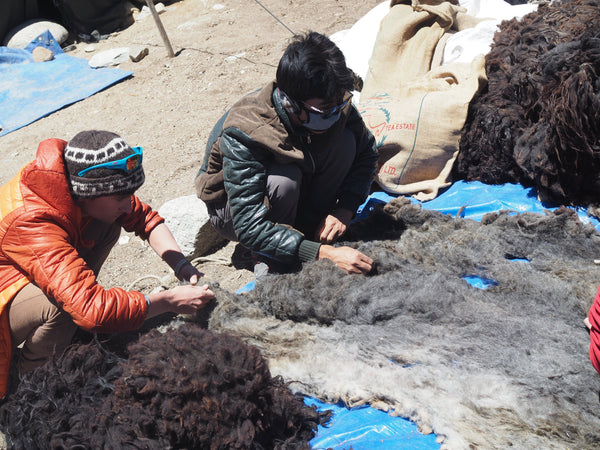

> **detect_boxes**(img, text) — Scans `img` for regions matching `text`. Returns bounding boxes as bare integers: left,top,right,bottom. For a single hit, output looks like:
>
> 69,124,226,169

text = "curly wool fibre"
453,0,600,206
0,324,325,449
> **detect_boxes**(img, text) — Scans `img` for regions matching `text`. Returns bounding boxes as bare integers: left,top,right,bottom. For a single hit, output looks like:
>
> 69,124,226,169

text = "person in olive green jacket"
196,31,378,274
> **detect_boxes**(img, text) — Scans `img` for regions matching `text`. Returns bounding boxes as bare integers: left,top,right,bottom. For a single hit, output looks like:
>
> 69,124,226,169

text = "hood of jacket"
17,138,83,231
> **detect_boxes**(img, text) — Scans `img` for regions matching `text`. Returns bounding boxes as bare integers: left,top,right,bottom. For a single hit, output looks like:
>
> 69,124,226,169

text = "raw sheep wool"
453,0,600,206
208,198,600,449
0,324,326,449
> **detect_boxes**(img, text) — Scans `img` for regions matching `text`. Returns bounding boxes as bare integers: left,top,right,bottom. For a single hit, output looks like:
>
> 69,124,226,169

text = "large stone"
158,195,227,259
4,20,69,48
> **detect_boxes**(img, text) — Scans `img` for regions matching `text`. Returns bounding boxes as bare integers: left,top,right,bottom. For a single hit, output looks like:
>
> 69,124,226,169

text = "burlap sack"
359,55,487,201
361,0,467,99
360,0,488,200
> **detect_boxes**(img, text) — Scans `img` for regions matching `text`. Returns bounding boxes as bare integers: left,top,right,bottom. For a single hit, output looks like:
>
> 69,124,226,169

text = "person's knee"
105,221,122,246
267,163,302,204
17,308,77,373
207,202,238,242
79,220,122,274
266,163,302,225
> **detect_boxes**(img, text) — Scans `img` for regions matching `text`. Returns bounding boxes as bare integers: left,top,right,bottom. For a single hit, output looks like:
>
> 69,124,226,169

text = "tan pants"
8,220,121,372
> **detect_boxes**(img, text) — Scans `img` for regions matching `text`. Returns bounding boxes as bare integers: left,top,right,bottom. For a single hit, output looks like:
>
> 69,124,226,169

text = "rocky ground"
0,0,383,294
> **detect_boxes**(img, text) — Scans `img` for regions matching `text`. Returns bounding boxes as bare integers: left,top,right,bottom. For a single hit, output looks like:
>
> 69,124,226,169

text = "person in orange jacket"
0,130,215,398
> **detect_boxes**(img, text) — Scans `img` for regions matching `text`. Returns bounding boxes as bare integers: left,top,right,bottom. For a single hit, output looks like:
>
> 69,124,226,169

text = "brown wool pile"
454,0,600,206
0,324,327,449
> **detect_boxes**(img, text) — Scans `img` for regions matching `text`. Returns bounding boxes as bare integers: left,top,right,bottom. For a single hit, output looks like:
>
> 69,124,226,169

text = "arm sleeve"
118,195,165,240
3,214,147,333
588,286,600,375
220,128,306,263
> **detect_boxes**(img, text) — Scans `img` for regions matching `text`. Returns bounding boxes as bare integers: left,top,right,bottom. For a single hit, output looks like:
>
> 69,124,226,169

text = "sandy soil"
0,0,382,293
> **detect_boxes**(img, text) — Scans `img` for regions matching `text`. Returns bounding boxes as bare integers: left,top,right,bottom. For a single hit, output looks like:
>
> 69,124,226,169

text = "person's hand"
318,244,373,274
315,209,354,244
177,261,203,285
147,284,215,318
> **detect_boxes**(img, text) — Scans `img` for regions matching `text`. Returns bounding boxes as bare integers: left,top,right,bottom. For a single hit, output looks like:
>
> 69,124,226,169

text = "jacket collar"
226,81,350,157
21,138,82,224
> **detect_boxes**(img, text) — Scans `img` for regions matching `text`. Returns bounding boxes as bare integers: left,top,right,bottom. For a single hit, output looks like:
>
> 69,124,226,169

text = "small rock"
84,45,96,52
129,46,149,62
177,21,197,30
32,46,54,62
224,52,246,62
124,0,140,13
88,47,130,68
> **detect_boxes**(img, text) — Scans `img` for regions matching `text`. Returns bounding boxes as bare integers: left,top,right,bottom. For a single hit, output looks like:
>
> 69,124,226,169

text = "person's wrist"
333,208,353,224
173,257,189,278
317,244,334,260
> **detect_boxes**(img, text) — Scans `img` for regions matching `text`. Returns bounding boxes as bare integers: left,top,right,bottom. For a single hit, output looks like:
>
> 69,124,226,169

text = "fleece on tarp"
0,324,326,449
209,197,600,449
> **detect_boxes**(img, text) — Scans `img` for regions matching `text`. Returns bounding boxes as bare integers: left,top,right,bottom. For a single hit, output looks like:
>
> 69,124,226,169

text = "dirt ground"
0,0,382,294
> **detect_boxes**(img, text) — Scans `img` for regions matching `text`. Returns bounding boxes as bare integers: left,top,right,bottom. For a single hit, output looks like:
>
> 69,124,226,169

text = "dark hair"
276,31,354,102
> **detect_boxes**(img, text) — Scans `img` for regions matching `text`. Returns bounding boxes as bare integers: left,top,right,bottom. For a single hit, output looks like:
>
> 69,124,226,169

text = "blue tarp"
306,398,439,450
357,181,599,229
0,31,132,136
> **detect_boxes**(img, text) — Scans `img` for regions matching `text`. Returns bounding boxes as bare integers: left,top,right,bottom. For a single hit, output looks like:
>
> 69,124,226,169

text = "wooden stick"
145,0,175,57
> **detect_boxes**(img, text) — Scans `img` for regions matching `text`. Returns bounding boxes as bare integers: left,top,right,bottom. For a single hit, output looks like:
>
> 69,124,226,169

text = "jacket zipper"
306,145,316,173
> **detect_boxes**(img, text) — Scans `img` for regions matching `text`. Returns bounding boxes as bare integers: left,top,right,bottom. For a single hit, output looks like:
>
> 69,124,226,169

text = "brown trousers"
8,220,121,372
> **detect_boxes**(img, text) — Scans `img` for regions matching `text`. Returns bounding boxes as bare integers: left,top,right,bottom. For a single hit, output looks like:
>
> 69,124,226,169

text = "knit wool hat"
64,130,145,198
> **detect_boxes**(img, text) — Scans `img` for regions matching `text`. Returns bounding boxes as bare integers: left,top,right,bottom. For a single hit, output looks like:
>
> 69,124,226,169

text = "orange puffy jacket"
0,138,164,397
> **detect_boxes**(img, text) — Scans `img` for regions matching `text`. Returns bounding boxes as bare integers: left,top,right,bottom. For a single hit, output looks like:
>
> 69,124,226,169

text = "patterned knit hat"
64,130,145,198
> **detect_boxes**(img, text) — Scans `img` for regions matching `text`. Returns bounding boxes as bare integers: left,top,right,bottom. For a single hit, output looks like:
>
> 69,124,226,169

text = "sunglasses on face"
282,91,353,131
77,146,143,177
300,94,353,118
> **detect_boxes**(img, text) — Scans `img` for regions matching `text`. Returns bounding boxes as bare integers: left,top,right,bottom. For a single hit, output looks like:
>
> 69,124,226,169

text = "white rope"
126,275,167,291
